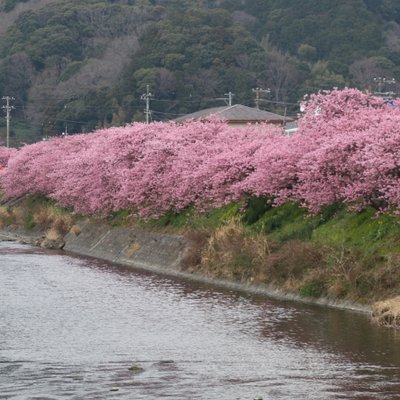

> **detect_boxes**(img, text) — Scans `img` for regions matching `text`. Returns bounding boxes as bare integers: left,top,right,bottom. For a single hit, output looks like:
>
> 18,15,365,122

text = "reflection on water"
1,241,400,399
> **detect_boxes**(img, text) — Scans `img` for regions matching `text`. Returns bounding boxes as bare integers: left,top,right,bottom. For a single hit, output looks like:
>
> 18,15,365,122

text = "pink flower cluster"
1,88,400,216
0,147,17,169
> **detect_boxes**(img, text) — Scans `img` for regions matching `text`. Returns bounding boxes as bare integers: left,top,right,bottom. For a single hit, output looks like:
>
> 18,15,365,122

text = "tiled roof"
175,104,293,123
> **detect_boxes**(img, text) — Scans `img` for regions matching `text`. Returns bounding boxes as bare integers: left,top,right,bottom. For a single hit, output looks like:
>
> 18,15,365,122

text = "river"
1,241,400,399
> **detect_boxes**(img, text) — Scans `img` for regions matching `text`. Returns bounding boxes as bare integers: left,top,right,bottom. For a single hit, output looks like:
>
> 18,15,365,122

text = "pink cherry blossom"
1,88,400,217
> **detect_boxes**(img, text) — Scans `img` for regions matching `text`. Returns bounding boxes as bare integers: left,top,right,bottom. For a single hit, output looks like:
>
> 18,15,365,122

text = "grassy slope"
1,195,400,305
130,200,400,304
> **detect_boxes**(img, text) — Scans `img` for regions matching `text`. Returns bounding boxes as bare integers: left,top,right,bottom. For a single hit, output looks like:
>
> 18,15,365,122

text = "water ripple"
1,242,400,399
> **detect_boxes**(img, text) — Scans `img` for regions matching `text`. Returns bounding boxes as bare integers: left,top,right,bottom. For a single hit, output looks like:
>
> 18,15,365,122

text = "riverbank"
0,222,371,314
3,196,400,326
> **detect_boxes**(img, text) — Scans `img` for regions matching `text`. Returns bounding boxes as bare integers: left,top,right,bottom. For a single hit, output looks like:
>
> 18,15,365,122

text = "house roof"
175,104,293,123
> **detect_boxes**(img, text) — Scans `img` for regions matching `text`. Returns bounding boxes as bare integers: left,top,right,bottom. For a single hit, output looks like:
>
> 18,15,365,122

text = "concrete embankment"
0,220,371,315
64,220,189,277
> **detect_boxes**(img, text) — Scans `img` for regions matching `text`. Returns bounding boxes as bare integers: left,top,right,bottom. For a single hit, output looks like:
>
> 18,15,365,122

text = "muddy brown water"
1,242,400,399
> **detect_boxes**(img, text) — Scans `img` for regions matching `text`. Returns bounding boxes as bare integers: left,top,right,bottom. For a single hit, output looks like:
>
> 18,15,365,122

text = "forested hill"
0,0,399,143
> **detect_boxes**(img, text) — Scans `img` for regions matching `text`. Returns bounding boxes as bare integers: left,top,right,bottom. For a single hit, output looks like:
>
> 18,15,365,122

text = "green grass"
132,203,241,231
24,194,56,208
239,199,400,255
251,202,312,240
312,207,400,255
299,280,326,298
244,201,338,242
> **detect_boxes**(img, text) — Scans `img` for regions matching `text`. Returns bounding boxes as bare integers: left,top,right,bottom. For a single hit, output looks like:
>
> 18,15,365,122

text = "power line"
259,98,300,106
50,118,90,124
151,110,188,117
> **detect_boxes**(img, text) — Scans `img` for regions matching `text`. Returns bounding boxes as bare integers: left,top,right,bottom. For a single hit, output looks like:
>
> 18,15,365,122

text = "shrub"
299,280,326,298
198,219,271,281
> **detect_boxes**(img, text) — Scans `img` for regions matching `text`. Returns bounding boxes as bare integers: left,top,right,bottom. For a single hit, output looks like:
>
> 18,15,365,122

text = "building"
175,104,293,126
284,121,298,135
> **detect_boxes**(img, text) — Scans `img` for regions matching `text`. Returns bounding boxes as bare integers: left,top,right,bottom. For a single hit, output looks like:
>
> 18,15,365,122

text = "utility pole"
2,96,15,148
217,91,235,106
225,91,234,106
62,105,68,136
252,87,270,109
141,85,153,124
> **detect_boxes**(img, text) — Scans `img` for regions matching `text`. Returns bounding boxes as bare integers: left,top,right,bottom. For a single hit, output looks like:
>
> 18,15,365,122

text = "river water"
1,242,400,400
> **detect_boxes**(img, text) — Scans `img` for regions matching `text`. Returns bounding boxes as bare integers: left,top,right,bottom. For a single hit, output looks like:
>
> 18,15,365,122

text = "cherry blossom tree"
1,88,400,217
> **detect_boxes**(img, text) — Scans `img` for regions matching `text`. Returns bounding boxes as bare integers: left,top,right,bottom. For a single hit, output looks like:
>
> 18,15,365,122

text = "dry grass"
198,219,271,282
0,206,9,218
185,219,325,289
370,255,400,298
33,205,72,235
45,227,62,241
33,206,55,226
320,249,400,302
372,297,400,329
10,206,29,226
183,219,391,302
70,224,81,236
52,214,72,234
264,240,322,284
323,245,365,299
126,242,141,257
0,201,73,237
0,206,11,228
181,229,210,271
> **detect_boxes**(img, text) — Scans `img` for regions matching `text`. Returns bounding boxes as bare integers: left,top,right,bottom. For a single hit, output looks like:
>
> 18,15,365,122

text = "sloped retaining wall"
63,220,189,276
